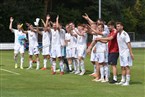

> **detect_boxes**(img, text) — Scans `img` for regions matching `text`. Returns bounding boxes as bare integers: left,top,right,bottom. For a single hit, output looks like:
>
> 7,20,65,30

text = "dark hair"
97,23,104,29
116,22,124,26
107,20,115,26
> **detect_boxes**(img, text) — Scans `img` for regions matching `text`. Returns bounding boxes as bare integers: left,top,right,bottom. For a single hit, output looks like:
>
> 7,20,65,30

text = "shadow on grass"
0,64,5,67
130,81,143,85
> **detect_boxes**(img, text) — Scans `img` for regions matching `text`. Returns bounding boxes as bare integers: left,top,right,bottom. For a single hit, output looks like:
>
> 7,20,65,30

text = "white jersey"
71,29,77,48
42,31,51,47
117,30,130,56
65,33,71,48
77,33,87,47
103,25,110,37
50,29,61,47
12,29,26,46
60,29,66,46
95,35,107,53
27,30,38,47
92,35,98,40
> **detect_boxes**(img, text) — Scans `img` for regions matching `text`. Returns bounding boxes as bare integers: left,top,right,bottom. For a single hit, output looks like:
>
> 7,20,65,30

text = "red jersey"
108,29,119,53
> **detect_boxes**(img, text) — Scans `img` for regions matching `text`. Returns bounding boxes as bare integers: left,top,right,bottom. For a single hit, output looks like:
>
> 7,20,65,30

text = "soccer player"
49,15,64,75
83,14,110,79
88,24,98,77
67,22,78,73
36,16,51,70
96,21,119,83
9,17,27,69
24,23,40,70
71,24,88,75
65,24,73,71
116,22,134,86
87,23,109,82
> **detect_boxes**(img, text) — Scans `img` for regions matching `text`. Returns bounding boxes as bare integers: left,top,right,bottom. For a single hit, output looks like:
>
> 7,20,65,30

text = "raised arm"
82,13,95,25
9,17,14,31
45,15,50,27
74,28,85,36
56,15,60,30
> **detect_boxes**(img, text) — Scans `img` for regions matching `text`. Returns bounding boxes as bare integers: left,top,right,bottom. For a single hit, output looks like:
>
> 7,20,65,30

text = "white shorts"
14,45,25,54
42,45,50,55
90,46,97,62
29,46,39,55
95,52,106,63
66,47,77,58
51,45,62,58
119,55,132,67
77,45,86,58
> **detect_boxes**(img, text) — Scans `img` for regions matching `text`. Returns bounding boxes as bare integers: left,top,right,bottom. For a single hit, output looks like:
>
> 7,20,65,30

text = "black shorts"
108,53,119,65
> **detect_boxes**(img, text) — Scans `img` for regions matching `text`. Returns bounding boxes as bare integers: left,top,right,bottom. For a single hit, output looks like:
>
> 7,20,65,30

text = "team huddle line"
9,13,134,86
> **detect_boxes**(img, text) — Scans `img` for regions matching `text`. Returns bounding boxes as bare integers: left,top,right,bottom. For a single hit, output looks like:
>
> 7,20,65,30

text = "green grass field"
0,48,145,97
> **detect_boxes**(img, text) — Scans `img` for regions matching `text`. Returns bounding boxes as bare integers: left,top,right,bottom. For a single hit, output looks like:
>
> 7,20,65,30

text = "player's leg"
58,57,64,75
57,46,64,75
20,53,24,69
67,58,73,71
14,53,18,68
35,54,40,70
108,53,119,83
92,61,100,81
122,55,132,86
41,55,47,70
27,55,33,69
14,46,19,68
20,46,25,69
79,57,85,75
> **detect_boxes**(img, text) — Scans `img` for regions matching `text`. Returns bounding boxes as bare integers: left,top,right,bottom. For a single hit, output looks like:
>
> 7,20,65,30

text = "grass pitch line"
0,68,20,75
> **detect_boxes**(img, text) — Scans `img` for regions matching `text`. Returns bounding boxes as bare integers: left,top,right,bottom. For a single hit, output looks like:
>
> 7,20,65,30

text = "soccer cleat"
109,80,118,84
115,81,125,85
79,71,85,76
51,72,56,75
101,79,108,83
89,73,95,76
41,67,47,70
74,71,80,75
20,66,24,69
60,72,64,75
122,82,129,86
27,66,32,70
93,78,103,82
15,64,18,69
70,70,76,74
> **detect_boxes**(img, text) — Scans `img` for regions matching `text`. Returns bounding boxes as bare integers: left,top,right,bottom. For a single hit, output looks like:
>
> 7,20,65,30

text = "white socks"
93,64,96,73
20,56,24,68
43,59,47,68
113,76,117,81
36,61,40,70
126,74,130,83
14,55,18,64
52,61,56,72
121,75,126,82
59,60,64,72
69,64,72,71
104,65,109,80
80,60,85,72
29,60,33,68
73,59,77,71
100,66,104,79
